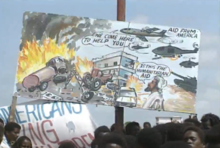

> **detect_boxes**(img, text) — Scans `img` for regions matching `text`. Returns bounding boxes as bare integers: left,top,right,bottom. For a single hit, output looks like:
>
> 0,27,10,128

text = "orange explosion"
126,75,143,92
160,55,179,61
16,38,75,83
75,56,94,77
126,75,144,105
170,55,179,61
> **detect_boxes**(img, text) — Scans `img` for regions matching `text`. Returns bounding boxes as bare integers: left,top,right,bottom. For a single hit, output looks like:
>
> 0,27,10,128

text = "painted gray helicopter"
179,59,198,68
120,27,167,42
152,42,199,60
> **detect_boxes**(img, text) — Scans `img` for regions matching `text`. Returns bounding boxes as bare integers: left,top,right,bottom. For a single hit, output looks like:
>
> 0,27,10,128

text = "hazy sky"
0,0,219,126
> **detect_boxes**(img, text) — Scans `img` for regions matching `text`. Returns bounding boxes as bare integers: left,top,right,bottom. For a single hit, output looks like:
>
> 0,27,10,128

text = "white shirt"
142,91,164,110
0,136,10,148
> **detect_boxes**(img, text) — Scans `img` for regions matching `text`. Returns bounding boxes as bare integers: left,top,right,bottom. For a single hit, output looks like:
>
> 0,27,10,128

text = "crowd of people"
0,113,220,148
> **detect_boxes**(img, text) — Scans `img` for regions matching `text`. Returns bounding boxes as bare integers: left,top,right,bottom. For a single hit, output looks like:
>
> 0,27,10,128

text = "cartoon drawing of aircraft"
179,59,198,68
120,27,167,42
152,42,199,60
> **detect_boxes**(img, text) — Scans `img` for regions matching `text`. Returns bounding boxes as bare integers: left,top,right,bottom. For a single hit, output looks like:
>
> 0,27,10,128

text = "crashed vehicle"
22,66,56,92
82,68,113,91
114,87,137,108
46,56,69,85
22,56,70,92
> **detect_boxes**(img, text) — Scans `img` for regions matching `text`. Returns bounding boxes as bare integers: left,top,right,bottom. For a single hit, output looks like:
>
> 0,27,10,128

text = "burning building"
92,51,138,86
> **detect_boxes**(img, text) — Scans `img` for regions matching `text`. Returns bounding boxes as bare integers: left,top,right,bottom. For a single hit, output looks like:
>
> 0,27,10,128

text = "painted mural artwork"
15,12,201,113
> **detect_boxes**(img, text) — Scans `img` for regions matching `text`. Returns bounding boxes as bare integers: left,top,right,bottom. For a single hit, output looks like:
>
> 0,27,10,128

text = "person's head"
125,122,140,137
145,76,166,93
145,77,159,92
113,131,125,136
206,124,220,148
143,122,151,129
110,124,116,132
0,124,4,144
98,132,127,148
201,113,220,130
153,123,187,144
153,124,168,144
58,140,77,148
4,122,21,143
124,135,136,148
0,118,4,126
160,141,192,148
184,118,201,127
166,123,187,142
183,126,205,148
137,128,162,148
94,126,110,140
12,136,32,148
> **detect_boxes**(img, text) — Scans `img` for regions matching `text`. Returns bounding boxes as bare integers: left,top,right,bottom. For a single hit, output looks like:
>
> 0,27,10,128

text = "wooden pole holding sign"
8,96,17,122
115,0,125,132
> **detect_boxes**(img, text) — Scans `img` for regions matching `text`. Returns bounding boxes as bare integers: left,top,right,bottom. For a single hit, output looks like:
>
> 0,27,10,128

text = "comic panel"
121,22,201,113
15,12,131,105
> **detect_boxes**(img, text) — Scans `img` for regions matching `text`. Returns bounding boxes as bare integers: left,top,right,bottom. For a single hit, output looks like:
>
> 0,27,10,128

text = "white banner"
0,101,97,148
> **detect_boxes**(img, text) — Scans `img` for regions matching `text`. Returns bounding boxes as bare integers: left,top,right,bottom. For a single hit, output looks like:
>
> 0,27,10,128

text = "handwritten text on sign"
135,62,171,81
168,27,199,38
0,102,96,148
82,32,136,48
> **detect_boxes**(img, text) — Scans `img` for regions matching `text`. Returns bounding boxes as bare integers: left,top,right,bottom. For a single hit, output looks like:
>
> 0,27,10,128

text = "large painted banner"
15,12,201,113
0,101,96,148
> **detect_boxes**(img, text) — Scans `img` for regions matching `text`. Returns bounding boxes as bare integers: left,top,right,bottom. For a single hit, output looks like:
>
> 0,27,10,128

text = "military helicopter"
179,58,199,68
120,27,167,42
171,71,197,93
152,42,199,60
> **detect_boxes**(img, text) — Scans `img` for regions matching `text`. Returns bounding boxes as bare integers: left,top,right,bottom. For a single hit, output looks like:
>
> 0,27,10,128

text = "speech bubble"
82,32,137,48
135,62,171,81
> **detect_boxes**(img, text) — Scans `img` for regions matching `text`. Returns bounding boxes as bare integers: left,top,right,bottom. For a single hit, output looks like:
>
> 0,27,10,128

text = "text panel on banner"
0,102,96,148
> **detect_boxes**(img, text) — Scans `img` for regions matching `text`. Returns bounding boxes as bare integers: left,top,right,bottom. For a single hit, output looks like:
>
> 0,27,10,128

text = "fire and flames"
126,75,145,105
161,55,179,61
16,38,75,83
75,56,94,77
170,55,179,61
126,75,143,92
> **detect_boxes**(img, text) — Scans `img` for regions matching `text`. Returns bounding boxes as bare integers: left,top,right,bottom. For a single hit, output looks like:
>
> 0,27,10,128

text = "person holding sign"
11,136,32,148
4,122,21,147
142,75,167,111
0,125,4,148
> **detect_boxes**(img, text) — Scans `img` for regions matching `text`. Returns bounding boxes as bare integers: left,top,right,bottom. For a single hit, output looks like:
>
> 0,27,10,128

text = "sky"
0,0,219,127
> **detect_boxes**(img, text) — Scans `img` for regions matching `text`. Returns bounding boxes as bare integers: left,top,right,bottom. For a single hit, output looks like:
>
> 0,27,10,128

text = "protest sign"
15,12,201,113
0,101,96,148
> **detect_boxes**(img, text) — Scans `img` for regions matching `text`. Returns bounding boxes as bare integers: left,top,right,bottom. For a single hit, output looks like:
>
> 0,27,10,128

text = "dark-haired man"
59,140,77,148
143,122,151,129
98,132,127,148
183,126,205,148
206,124,220,148
91,126,110,148
0,124,3,146
136,128,162,148
200,113,220,130
125,122,140,137
0,119,4,126
4,122,21,146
